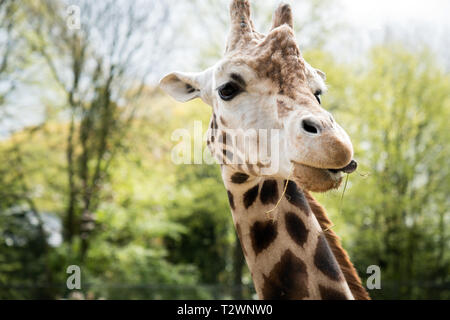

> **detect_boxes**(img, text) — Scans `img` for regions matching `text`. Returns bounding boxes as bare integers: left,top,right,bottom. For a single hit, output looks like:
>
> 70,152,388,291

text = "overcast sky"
342,0,450,29
163,0,450,77
332,0,450,67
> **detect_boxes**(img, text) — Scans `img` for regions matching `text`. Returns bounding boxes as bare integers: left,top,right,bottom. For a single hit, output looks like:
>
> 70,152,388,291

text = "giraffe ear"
159,70,212,104
315,69,326,81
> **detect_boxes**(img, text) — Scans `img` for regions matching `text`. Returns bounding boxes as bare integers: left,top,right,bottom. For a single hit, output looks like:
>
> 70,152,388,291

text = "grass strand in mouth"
325,174,349,233
339,173,349,216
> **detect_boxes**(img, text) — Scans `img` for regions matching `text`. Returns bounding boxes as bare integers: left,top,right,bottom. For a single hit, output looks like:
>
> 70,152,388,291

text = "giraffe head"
160,0,357,192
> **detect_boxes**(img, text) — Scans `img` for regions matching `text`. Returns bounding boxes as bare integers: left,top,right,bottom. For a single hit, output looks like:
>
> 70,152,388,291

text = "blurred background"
0,0,449,300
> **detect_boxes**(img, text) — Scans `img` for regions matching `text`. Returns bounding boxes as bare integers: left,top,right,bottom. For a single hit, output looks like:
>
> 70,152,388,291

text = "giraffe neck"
222,166,354,300
304,191,371,300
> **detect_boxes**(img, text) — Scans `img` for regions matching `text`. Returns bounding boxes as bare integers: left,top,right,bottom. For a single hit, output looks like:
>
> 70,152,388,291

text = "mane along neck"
222,166,368,300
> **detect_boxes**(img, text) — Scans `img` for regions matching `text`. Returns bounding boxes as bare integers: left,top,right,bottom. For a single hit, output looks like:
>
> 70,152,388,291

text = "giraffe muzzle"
327,159,358,174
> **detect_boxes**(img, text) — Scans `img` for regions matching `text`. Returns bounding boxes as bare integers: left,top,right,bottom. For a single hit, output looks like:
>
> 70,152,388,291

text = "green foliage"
0,210,51,299
0,0,448,301
164,163,232,284
310,46,450,299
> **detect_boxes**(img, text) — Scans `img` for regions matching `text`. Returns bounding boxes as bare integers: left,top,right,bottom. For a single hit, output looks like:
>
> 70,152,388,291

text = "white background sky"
165,0,450,75
342,0,450,29
329,0,450,67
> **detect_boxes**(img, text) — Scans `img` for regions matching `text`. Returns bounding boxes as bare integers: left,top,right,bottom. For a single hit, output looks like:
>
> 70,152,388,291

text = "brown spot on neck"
284,212,309,248
262,249,309,299
243,184,259,208
250,220,278,256
318,285,348,300
285,180,310,214
314,234,343,281
227,190,235,210
260,179,279,205
231,172,249,184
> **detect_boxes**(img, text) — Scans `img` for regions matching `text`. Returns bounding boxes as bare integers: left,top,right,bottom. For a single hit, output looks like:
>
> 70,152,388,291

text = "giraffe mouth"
292,159,358,176
291,160,350,192
326,160,358,174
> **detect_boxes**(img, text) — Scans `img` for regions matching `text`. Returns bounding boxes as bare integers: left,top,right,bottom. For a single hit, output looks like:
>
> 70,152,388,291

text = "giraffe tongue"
328,160,358,174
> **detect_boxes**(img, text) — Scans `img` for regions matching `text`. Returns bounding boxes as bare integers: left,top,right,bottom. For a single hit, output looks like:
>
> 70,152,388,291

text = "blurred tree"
0,0,448,301
23,0,171,261
0,95,215,299
310,46,450,299
0,0,54,299
0,0,18,107
349,46,450,299
0,0,36,128
0,0,200,299
163,164,233,289
0,135,54,299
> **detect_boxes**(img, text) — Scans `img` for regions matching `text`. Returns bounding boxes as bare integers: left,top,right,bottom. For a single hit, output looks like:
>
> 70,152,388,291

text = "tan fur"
228,25,310,101
271,3,294,30
222,168,355,300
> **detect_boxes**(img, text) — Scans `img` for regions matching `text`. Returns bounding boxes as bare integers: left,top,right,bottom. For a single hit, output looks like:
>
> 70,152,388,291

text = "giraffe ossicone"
160,0,370,300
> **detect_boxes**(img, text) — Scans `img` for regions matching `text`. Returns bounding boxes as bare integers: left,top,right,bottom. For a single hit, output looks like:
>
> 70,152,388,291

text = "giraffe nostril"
301,119,320,135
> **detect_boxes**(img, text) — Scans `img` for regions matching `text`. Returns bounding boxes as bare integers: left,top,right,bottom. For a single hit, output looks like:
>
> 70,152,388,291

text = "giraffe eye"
314,91,322,104
218,82,241,101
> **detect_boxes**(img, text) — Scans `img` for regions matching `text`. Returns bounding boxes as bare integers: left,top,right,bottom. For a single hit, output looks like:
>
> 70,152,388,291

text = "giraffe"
160,0,370,300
